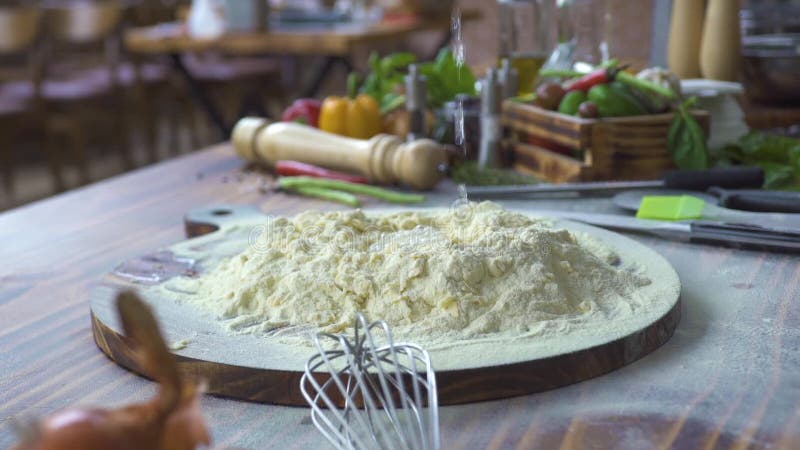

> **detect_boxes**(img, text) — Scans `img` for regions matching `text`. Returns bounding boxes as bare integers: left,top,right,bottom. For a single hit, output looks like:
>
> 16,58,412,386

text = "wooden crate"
502,101,711,183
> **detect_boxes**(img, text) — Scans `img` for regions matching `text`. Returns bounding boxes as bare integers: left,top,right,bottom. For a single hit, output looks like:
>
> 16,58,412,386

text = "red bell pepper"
275,160,368,184
281,99,322,127
564,68,615,92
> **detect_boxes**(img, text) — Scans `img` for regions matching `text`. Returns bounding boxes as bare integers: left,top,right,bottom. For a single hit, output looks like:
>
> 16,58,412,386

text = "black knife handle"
689,221,800,253
707,188,800,213
662,167,764,191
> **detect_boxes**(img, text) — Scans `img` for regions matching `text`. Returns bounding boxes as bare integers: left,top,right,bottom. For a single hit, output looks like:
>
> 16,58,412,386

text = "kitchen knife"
467,167,764,198
611,188,800,215
536,210,800,254
707,187,800,213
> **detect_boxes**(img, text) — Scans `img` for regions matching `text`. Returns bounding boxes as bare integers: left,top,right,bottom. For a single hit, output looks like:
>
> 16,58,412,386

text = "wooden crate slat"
504,117,585,148
503,101,593,130
504,101,710,183
503,112,587,148
512,142,589,183
503,102,592,148
611,157,676,180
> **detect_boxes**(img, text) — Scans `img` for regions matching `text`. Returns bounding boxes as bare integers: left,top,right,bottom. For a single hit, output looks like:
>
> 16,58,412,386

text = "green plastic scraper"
635,195,800,229
636,195,706,221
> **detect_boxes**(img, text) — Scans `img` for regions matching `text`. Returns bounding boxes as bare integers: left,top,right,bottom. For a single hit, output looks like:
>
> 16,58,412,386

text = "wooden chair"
185,53,285,145
130,0,182,26
0,5,50,201
124,0,213,160
41,0,133,181
137,1,284,148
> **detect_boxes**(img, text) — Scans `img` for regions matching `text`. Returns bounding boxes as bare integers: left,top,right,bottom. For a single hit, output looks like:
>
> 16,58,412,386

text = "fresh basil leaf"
681,108,710,169
434,48,476,98
668,114,683,150
718,143,745,162
415,49,476,108
360,48,477,111
368,52,380,73
738,132,800,162
760,162,796,189
790,146,800,168
667,104,709,170
380,93,406,115
380,52,416,73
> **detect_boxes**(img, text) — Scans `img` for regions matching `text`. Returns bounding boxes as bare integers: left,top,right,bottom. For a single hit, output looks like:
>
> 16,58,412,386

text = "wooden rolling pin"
231,117,447,190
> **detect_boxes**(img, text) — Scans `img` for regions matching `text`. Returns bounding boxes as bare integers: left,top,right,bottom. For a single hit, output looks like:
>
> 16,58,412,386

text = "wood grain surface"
1,144,799,449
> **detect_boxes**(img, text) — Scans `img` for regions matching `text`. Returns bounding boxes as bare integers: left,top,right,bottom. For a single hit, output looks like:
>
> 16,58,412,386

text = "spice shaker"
478,69,503,168
405,64,427,141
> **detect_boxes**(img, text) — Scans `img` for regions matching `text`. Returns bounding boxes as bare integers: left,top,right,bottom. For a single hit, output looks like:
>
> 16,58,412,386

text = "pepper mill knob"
231,118,447,190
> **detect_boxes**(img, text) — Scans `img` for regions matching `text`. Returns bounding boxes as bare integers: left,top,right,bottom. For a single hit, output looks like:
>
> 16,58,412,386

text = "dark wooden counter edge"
91,298,681,407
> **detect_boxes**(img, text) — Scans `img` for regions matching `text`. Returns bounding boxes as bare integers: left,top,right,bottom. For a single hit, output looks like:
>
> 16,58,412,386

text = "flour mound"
175,202,650,345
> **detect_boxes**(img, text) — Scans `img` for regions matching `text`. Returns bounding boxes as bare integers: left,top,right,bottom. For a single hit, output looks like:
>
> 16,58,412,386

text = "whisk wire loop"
300,313,441,450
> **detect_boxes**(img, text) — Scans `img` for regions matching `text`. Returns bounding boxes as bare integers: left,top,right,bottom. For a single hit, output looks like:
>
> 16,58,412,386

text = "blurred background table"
124,9,481,137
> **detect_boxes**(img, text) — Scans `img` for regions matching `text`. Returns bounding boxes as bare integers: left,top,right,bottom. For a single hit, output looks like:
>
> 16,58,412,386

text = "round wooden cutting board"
90,205,681,406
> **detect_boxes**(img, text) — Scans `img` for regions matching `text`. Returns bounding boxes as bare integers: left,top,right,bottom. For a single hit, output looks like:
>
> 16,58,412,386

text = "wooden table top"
124,10,480,57
1,144,799,449
740,97,800,131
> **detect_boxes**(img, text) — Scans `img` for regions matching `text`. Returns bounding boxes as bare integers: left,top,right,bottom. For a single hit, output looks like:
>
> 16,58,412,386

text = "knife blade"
467,167,765,199
533,210,800,254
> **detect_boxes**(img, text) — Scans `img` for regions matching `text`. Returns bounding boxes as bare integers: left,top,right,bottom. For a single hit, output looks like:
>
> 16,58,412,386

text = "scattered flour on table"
164,202,651,346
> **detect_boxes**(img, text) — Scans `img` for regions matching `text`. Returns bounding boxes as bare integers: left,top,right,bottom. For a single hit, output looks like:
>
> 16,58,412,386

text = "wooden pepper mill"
232,118,447,190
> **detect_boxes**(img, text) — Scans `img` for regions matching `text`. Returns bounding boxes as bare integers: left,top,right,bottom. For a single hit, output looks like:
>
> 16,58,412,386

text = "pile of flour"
167,202,651,346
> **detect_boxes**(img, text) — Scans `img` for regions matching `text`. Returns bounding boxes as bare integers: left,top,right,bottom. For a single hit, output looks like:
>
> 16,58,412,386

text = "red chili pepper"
275,160,369,184
564,68,614,92
281,99,322,127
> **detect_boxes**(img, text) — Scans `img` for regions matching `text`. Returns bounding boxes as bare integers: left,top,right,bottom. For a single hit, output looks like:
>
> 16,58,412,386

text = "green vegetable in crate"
632,67,682,113
558,91,588,116
587,82,648,117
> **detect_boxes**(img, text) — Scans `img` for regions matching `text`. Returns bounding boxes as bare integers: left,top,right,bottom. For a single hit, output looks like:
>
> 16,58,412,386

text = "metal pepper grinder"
405,64,427,142
498,58,519,99
478,68,502,168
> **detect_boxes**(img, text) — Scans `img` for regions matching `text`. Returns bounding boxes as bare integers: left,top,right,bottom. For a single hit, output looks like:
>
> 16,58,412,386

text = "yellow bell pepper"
319,94,382,139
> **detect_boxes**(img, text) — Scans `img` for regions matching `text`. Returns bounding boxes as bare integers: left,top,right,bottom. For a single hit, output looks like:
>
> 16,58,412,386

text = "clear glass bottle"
542,0,607,73
568,0,607,70
497,0,555,94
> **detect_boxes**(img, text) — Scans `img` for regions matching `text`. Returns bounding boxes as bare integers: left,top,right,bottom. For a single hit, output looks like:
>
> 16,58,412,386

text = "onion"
12,292,211,450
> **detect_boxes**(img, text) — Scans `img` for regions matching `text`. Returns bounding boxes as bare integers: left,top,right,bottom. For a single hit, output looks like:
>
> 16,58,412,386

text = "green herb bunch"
359,48,476,114
719,132,800,190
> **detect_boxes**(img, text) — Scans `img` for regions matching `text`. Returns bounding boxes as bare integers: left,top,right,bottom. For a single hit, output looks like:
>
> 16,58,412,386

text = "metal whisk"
300,314,440,450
